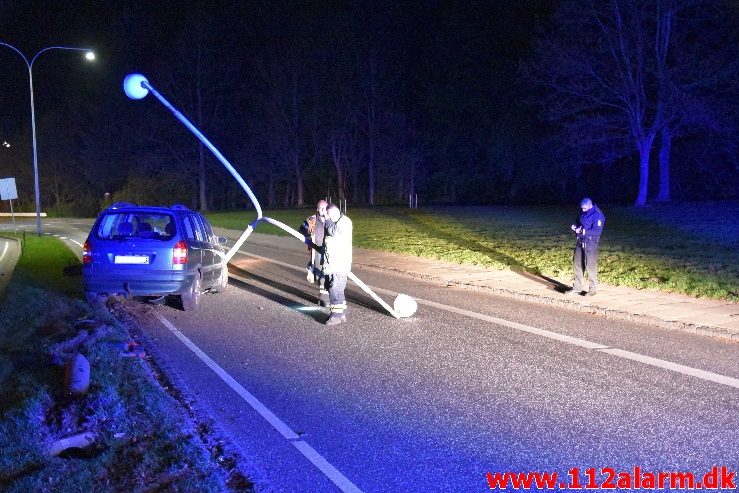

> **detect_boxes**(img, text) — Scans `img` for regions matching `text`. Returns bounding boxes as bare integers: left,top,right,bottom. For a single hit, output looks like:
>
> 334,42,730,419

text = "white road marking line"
48,234,85,252
154,311,297,439
293,441,364,493
600,348,739,389
416,297,610,350
230,248,739,390
153,311,364,493
0,241,8,263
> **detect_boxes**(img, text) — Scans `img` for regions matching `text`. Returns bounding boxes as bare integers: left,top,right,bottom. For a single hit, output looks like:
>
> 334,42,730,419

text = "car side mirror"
218,236,228,245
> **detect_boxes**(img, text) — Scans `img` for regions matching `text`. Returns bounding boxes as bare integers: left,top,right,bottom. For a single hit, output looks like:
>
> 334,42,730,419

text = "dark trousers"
573,243,599,292
326,273,348,313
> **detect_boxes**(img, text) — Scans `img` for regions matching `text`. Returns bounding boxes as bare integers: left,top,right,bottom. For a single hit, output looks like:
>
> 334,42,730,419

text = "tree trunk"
268,172,276,208
368,135,375,206
294,150,304,206
367,56,377,206
198,142,207,211
291,72,304,206
283,183,291,207
634,135,655,207
656,126,672,202
296,172,304,206
196,40,208,212
331,140,346,201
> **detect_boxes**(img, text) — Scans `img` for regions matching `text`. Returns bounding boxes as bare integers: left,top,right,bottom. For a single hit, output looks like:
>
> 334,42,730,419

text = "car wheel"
181,275,202,311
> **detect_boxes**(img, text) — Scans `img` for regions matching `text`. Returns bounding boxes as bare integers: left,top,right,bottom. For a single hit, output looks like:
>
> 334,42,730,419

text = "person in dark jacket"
566,197,605,296
299,200,329,307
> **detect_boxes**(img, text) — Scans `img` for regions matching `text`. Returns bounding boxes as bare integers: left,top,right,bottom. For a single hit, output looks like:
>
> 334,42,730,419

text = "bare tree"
526,0,739,205
251,48,309,207
653,0,739,201
525,0,680,205
155,13,237,211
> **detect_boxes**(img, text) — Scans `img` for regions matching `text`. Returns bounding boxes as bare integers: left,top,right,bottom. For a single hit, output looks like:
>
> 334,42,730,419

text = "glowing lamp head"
123,73,149,100
85,51,95,61
393,294,417,318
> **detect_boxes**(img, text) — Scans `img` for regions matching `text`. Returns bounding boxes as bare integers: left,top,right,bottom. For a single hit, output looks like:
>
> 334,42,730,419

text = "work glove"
306,264,316,283
306,216,316,234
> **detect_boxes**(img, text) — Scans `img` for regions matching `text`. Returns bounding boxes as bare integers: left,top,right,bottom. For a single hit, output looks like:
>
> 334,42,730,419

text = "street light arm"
0,41,30,67
0,40,95,236
30,46,94,68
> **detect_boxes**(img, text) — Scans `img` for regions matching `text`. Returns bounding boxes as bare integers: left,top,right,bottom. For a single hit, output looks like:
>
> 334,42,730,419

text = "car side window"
197,214,214,242
187,215,204,242
181,215,194,240
97,214,118,238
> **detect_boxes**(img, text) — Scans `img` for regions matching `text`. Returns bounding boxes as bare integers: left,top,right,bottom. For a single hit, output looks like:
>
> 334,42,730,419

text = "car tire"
181,275,202,311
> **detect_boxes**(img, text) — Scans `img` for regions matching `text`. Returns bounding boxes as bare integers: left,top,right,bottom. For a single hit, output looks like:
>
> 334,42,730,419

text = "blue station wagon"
82,203,228,310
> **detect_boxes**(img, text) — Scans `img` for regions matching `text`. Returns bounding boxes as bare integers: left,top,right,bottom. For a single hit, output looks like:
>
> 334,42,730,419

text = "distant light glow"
123,73,149,100
2,141,9,148
85,51,95,61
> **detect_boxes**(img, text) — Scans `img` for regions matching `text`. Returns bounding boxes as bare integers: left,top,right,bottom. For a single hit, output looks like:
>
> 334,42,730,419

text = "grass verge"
206,201,739,300
0,234,245,492
1,232,82,298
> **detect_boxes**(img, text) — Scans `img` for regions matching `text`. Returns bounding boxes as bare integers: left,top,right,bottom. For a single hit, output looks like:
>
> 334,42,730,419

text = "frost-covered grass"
0,235,235,492
1,232,82,297
207,201,739,300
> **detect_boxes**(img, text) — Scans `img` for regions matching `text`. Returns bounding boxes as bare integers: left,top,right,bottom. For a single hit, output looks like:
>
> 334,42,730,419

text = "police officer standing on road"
300,200,329,307
566,197,605,297
322,203,353,325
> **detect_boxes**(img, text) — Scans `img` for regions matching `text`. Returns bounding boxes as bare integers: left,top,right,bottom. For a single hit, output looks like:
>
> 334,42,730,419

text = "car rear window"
95,212,176,240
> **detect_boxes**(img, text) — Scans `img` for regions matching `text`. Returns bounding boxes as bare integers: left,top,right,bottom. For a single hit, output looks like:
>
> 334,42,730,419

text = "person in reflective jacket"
322,203,353,325
566,197,605,296
300,200,329,307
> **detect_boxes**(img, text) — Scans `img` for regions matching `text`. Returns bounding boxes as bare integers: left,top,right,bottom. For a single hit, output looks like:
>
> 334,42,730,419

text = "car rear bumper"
83,271,195,297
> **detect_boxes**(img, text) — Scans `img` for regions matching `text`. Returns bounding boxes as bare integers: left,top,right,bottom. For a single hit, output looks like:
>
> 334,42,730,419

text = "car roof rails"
107,201,138,209
170,204,191,210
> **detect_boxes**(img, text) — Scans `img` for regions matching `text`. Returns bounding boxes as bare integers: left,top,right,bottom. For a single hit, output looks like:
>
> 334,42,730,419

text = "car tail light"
173,240,188,264
83,240,92,264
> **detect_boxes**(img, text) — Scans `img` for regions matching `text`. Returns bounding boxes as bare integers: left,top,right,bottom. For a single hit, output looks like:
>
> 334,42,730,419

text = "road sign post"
0,178,18,226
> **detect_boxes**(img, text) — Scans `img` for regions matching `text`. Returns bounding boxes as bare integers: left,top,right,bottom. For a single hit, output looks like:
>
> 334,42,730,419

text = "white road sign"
0,178,18,200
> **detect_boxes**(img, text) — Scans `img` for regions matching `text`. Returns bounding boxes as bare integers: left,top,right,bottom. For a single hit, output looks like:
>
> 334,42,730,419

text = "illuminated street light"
0,41,95,236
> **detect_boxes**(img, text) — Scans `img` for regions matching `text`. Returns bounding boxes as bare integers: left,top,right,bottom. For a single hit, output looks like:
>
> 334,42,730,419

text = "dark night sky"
0,1,546,136
3,1,734,209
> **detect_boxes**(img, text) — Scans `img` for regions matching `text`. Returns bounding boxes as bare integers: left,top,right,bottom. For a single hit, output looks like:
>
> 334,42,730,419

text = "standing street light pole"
0,42,95,236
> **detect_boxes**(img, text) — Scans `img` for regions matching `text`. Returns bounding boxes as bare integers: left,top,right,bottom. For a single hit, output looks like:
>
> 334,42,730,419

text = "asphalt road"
43,218,739,492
